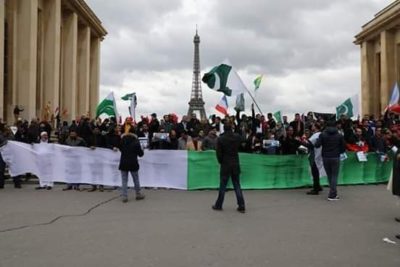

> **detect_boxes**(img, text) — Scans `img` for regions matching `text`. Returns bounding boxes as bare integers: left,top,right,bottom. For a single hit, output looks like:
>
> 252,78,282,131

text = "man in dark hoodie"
212,122,245,213
315,120,345,201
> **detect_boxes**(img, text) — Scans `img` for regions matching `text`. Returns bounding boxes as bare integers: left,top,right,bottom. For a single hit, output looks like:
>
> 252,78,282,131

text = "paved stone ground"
0,184,399,267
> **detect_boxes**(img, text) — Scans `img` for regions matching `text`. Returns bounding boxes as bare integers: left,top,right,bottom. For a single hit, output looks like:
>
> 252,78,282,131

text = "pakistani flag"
121,92,137,118
121,93,135,101
202,63,247,96
96,92,118,118
274,111,282,123
336,94,359,119
254,75,263,91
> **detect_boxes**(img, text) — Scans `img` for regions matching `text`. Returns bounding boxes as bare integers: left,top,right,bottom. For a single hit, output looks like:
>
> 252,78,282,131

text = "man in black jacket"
315,120,345,201
212,123,245,213
119,128,145,203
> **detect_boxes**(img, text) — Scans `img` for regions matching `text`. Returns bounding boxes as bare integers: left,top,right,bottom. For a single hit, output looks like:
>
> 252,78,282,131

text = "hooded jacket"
315,127,345,158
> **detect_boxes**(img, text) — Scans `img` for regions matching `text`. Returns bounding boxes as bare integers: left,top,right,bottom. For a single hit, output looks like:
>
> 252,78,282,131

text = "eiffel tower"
187,29,207,120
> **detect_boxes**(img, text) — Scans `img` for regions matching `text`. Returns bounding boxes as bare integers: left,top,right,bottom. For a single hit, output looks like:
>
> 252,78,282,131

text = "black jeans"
0,154,20,188
310,161,321,191
214,173,245,209
0,153,5,187
322,157,340,198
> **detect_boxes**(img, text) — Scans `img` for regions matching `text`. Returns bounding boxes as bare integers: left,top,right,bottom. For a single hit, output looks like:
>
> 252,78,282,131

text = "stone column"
61,12,77,121
89,37,100,118
360,41,375,116
0,0,4,120
5,0,18,124
77,25,90,117
42,0,61,118
16,0,38,120
380,30,395,113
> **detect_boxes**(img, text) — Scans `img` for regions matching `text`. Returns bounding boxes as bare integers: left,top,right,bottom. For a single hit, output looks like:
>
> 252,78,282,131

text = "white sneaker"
328,196,340,201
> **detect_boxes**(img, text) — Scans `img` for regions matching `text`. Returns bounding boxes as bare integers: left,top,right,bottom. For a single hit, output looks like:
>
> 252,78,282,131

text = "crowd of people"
4,105,399,154
1,104,400,236
1,105,400,193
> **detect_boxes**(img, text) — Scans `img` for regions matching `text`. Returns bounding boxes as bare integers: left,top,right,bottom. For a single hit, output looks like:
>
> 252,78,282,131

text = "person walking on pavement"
212,122,246,213
315,120,345,201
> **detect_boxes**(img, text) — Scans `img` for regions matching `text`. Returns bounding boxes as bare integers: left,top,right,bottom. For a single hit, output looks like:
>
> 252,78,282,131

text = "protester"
166,129,179,150
35,132,53,190
290,113,305,137
63,130,87,191
315,120,346,201
279,126,300,155
304,123,323,195
119,128,145,203
212,122,245,213
0,123,21,189
178,131,195,150
201,128,218,150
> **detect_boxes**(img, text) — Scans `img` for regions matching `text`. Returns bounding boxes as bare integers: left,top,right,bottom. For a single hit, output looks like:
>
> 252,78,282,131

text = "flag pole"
245,88,263,115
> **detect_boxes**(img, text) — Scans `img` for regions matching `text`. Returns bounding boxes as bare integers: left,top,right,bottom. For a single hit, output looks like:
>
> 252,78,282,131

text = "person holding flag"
121,92,137,121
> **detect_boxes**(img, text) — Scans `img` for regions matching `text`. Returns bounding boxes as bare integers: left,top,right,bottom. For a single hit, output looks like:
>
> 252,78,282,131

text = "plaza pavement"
0,184,399,267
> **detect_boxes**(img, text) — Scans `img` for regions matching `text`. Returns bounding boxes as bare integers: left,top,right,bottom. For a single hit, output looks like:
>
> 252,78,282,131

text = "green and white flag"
121,93,135,101
96,92,118,118
274,111,282,123
336,94,359,119
121,92,137,118
202,62,247,96
254,75,263,91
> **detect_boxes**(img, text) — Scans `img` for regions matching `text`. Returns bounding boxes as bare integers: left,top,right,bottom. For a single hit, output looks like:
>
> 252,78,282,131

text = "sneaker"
135,193,145,200
306,189,319,195
122,196,128,203
35,186,46,190
237,207,246,213
212,205,222,211
327,196,340,201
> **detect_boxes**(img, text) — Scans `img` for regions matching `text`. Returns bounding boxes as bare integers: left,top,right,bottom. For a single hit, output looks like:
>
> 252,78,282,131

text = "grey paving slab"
0,184,399,267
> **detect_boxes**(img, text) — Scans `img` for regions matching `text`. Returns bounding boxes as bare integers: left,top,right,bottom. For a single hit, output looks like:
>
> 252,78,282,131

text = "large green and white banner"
1,141,392,190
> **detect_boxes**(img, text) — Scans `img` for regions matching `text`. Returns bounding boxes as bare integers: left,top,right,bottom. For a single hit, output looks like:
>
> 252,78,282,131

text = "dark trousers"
0,154,5,188
310,161,321,191
322,157,340,198
214,173,245,209
0,154,20,188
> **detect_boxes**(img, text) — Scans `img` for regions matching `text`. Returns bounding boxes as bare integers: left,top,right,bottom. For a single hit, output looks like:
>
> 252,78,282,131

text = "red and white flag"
215,95,229,116
388,82,400,113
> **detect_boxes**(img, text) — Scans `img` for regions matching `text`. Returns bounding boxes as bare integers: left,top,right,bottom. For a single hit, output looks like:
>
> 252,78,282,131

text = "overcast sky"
86,0,394,120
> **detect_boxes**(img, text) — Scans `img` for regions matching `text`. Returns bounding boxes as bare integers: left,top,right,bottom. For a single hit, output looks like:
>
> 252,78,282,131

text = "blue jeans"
322,157,340,198
121,170,141,198
214,173,245,209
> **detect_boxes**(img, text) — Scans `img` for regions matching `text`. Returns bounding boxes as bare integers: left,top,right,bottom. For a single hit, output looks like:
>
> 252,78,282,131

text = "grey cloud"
88,0,393,118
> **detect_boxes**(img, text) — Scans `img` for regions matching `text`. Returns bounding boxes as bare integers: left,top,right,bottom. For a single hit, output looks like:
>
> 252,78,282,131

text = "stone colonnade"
355,1,400,116
0,0,106,123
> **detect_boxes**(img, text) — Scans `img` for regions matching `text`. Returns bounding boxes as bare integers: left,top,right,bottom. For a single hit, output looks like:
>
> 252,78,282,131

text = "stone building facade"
355,0,400,116
0,0,107,124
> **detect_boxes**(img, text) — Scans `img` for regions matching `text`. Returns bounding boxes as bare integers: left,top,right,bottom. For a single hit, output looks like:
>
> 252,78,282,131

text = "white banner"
0,141,188,190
